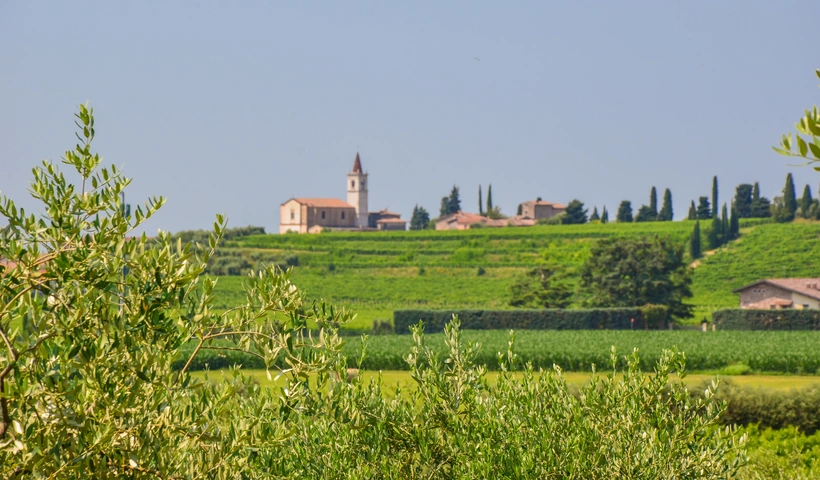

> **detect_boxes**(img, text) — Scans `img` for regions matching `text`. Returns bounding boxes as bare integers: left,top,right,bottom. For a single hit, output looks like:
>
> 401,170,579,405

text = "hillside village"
279,153,567,233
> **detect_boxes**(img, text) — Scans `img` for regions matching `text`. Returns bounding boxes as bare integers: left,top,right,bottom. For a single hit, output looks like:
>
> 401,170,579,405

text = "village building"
519,200,567,221
279,154,406,234
733,278,820,309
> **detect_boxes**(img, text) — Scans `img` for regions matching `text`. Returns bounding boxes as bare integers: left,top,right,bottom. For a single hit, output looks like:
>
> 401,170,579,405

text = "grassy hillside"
210,219,812,329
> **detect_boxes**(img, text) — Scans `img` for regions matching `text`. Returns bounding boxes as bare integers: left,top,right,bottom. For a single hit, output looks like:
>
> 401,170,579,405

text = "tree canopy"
579,236,694,319
561,199,588,224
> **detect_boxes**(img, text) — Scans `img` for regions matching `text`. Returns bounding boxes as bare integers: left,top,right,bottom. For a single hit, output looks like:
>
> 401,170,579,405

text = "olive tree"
0,105,349,478
774,69,820,168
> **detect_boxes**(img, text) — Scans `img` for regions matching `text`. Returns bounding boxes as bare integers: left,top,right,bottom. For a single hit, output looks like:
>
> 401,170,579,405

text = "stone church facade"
279,154,406,234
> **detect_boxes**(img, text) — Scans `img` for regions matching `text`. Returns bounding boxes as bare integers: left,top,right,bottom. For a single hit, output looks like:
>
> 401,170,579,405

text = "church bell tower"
347,153,369,228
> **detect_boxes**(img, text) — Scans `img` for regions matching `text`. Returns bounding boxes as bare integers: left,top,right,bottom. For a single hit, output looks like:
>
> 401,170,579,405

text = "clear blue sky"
2,1,819,233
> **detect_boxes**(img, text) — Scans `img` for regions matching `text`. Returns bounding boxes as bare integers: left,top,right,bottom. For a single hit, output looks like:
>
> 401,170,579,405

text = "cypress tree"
708,216,721,249
517,204,523,216
783,173,797,217
687,200,697,220
800,184,813,218
439,197,450,217
751,182,772,218
721,203,729,243
486,184,493,213
690,221,701,259
616,200,633,222
696,197,711,220
711,176,719,219
649,186,658,218
590,206,600,222
448,185,461,214
734,184,753,218
601,206,609,223
478,185,484,216
658,188,673,221
729,204,739,239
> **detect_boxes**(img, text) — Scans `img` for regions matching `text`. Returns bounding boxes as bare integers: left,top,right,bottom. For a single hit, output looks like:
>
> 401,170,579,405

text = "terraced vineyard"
209,219,819,328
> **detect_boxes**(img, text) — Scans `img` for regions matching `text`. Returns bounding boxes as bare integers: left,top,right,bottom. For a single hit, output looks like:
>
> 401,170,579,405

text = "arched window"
351,180,355,188
361,180,365,187
321,211,326,219
341,212,345,220
290,210,295,220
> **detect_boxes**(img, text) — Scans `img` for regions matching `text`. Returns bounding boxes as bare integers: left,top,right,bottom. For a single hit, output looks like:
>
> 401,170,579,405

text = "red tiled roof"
289,198,354,208
734,278,820,301
352,153,363,173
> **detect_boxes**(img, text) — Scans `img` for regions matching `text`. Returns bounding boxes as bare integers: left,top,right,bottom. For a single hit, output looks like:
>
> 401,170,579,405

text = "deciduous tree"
509,265,572,308
579,236,694,319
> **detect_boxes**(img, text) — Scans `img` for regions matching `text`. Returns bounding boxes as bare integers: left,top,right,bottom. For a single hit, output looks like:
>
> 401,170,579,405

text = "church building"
279,154,406,234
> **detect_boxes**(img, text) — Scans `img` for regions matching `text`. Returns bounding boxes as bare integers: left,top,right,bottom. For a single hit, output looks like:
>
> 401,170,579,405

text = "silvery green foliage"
0,105,349,478
262,320,747,479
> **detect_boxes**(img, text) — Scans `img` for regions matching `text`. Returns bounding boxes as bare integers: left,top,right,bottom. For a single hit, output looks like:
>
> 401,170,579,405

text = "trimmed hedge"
713,309,820,330
393,308,651,334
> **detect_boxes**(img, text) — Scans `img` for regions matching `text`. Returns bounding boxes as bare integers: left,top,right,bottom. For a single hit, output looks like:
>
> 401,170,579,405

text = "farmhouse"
279,154,406,233
733,278,820,309
519,199,567,221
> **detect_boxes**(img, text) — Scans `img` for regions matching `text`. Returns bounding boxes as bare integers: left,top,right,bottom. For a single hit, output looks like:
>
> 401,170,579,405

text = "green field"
181,330,820,375
211,219,820,328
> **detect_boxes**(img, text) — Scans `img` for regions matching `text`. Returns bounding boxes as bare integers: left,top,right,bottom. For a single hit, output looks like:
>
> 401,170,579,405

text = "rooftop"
286,198,355,208
734,278,820,301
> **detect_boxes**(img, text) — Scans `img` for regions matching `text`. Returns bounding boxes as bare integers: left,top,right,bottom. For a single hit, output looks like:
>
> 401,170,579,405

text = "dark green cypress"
486,184,493,213
649,186,658,218
721,204,729,244
729,204,739,239
711,176,719,219
658,188,673,221
590,206,600,222
800,184,813,218
696,197,711,220
783,173,797,217
688,200,697,220
478,185,484,216
601,206,609,224
690,221,702,259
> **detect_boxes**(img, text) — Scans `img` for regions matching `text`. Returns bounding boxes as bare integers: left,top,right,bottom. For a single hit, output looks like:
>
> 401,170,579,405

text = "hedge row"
713,309,820,330
393,308,652,334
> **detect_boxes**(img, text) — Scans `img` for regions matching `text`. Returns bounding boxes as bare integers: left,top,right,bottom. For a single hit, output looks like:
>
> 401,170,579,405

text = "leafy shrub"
714,309,820,330
393,308,646,334
699,382,820,434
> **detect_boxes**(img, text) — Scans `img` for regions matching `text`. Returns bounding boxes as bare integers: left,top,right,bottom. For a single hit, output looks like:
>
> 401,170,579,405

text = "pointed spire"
352,153,363,173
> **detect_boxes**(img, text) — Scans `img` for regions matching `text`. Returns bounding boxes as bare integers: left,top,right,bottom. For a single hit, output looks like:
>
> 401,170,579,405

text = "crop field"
341,330,820,373
209,219,820,328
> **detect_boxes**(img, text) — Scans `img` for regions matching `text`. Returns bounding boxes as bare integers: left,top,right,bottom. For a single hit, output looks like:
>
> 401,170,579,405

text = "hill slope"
210,219,811,329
